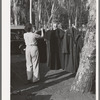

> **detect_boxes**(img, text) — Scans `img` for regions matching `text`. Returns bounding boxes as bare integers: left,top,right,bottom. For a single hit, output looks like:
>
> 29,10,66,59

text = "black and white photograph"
2,0,98,100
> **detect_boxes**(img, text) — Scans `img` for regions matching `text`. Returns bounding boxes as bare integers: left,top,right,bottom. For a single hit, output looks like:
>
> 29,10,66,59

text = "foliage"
11,0,89,29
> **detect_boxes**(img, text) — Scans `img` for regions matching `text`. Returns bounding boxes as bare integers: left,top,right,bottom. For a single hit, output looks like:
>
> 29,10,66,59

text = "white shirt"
24,32,41,46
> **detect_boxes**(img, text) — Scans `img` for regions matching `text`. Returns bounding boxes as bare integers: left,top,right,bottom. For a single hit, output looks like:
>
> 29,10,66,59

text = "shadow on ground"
11,94,51,100
11,57,75,100
11,55,95,100
11,60,75,91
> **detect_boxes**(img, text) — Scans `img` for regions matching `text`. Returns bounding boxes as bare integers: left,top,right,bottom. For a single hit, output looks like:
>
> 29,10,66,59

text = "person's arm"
40,28,44,37
35,28,44,39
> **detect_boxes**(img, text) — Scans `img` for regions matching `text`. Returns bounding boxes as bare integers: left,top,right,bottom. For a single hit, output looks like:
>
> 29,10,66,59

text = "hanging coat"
62,27,79,73
36,30,47,63
44,30,52,68
62,31,70,70
45,28,65,70
75,32,83,71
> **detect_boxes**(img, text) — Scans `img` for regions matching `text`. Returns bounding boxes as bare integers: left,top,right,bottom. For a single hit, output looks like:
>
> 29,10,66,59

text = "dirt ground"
11,55,95,100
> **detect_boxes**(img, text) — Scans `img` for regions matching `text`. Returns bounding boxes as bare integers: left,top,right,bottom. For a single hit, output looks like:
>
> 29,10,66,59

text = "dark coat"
62,27,80,73
36,30,47,63
44,30,52,68
75,32,83,71
45,28,65,70
62,32,70,70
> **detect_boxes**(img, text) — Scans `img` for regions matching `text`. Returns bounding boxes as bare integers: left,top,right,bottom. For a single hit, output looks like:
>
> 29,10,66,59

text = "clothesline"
43,27,84,73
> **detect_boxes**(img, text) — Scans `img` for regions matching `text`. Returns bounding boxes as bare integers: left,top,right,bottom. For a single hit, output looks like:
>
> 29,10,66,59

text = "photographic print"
2,0,98,100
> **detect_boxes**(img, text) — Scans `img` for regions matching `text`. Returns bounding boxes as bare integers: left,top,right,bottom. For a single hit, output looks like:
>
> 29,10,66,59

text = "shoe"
32,79,40,83
25,80,32,85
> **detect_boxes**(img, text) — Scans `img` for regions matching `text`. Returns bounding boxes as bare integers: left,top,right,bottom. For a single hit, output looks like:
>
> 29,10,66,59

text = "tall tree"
12,0,21,25
70,0,96,93
11,0,30,25
10,0,89,28
30,0,32,23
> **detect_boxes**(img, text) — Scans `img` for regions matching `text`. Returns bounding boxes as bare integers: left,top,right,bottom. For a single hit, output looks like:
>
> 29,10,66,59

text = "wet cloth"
62,28,79,73
75,33,83,71
36,30,47,63
45,29,65,70
44,30,52,68
24,32,41,82
62,32,70,70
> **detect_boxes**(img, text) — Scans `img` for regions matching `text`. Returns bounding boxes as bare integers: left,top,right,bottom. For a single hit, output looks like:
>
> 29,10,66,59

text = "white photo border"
2,0,99,100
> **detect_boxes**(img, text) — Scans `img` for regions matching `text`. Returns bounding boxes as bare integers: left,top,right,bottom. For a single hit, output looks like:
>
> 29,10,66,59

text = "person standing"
24,23,44,84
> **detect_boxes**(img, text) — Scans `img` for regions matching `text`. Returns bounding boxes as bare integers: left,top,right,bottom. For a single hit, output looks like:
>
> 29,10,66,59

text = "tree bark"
70,0,96,93
38,0,41,29
34,1,39,29
14,14,18,25
70,39,96,92
13,0,18,25
12,0,21,25
30,0,32,24
75,7,78,28
47,3,54,26
68,18,71,28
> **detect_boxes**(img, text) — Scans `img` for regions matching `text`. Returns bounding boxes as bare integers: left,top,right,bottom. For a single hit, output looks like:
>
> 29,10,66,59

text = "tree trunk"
30,0,32,24
13,0,19,25
47,3,54,26
44,2,49,24
75,7,78,28
70,0,96,93
38,0,41,29
68,18,71,28
14,14,18,25
70,39,96,92
34,1,39,29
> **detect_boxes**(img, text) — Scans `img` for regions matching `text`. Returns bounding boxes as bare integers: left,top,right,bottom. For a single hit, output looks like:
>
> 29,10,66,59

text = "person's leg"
25,46,33,81
31,46,40,82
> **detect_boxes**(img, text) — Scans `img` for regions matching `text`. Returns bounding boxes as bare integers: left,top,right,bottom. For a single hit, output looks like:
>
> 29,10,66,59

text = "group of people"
23,22,85,84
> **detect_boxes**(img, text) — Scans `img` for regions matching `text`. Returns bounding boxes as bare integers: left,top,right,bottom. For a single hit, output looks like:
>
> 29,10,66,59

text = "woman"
24,23,44,84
